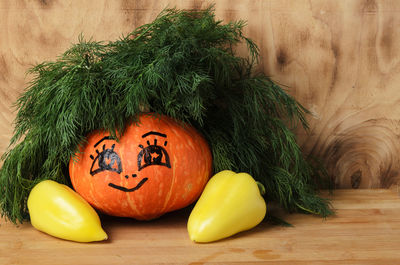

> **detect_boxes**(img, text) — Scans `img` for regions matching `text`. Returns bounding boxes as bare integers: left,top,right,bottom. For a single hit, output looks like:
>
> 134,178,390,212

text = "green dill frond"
0,6,332,223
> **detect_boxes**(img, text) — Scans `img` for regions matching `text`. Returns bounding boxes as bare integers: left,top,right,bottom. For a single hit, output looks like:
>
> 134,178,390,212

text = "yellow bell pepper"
27,180,108,242
187,170,267,243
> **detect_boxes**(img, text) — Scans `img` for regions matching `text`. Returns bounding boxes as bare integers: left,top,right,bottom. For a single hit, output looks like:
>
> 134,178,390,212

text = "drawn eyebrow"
94,136,115,148
141,131,167,138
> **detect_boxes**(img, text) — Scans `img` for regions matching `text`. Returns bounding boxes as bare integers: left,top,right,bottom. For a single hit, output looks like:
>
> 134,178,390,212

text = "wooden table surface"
1,189,400,265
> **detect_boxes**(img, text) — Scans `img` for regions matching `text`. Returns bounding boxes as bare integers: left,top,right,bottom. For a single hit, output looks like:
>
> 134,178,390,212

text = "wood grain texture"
1,189,400,264
1,0,400,188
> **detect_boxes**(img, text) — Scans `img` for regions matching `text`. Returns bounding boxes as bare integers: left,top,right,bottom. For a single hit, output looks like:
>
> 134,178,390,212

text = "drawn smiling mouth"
108,178,149,192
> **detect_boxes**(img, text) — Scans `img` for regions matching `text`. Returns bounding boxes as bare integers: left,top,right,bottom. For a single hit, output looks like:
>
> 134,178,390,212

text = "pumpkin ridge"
161,158,177,213
88,180,103,213
126,189,142,218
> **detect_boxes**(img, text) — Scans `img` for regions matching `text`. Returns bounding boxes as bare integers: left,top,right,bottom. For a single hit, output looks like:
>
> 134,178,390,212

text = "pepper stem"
256,181,266,196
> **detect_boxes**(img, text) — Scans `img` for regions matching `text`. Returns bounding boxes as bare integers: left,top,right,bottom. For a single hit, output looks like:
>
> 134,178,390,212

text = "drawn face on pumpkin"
89,131,171,192
70,113,212,220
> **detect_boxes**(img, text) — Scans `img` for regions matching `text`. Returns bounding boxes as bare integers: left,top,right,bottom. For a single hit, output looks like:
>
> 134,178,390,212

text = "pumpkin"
69,113,212,220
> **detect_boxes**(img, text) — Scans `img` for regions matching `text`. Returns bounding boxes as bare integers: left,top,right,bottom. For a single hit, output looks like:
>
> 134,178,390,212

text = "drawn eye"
90,143,123,176
138,138,171,171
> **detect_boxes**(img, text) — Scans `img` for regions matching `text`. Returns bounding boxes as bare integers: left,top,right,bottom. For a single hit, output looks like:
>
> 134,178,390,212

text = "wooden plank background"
1,0,400,189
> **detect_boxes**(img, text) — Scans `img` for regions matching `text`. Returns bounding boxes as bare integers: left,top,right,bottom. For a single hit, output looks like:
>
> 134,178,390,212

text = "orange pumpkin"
69,113,212,220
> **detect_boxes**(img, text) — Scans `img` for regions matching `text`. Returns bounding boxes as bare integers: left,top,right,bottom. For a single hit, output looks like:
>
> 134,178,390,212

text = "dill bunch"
0,6,332,224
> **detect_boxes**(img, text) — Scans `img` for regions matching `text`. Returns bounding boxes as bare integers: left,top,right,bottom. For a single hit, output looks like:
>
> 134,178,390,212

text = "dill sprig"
0,6,332,224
